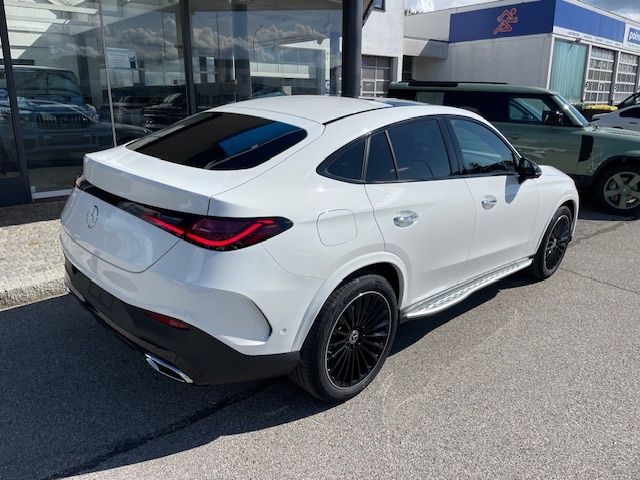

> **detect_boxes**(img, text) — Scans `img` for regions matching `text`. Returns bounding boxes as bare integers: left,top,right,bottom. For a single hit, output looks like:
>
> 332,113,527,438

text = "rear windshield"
127,112,307,170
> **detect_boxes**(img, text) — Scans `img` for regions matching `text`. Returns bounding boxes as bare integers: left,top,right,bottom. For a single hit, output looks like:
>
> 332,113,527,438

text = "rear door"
365,116,475,305
445,116,539,280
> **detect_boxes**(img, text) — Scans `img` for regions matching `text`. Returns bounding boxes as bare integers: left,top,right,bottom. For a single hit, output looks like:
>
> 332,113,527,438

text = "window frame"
364,115,460,184
317,115,460,184
316,136,367,184
443,115,521,178
506,94,576,128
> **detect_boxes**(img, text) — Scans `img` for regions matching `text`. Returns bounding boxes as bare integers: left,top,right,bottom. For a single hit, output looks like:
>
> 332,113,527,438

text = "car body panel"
60,96,579,379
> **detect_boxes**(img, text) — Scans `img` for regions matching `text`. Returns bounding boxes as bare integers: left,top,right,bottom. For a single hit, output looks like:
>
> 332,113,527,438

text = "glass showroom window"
3,0,114,197
0,41,21,181
100,0,187,133
613,52,639,104
585,47,616,105
188,1,342,113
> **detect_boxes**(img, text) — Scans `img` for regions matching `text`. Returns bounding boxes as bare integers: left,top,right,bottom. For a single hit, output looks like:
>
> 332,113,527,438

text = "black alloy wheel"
290,274,398,402
543,214,572,272
529,205,573,280
325,291,392,389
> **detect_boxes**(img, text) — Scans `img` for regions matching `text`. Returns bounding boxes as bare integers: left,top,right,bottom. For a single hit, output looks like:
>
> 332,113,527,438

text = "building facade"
0,0,405,207
404,0,640,107
362,0,404,97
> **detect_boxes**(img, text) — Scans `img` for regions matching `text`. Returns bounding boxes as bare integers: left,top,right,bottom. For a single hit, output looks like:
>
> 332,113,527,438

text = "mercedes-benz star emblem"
86,205,99,228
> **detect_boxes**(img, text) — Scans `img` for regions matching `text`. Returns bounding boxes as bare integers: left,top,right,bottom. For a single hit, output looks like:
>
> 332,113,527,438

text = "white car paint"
61,96,579,363
592,105,640,132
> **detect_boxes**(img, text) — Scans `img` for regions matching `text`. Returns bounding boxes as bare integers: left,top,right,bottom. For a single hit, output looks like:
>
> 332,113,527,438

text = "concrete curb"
0,276,67,312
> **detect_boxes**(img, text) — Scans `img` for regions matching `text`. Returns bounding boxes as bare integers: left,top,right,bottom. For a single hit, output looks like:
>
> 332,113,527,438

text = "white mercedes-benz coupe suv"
61,96,578,401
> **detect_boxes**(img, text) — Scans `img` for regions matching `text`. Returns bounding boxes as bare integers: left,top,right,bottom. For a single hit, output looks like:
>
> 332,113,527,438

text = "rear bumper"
65,258,300,385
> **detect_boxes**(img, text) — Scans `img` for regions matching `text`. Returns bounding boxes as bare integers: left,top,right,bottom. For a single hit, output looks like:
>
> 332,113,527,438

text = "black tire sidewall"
308,275,398,402
534,205,573,279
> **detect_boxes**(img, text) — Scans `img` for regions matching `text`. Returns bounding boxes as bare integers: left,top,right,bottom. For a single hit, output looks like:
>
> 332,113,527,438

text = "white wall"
412,34,554,88
362,0,405,81
404,10,451,42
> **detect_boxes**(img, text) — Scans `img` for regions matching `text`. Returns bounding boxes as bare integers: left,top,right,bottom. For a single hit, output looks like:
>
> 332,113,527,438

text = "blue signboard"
628,27,640,46
449,0,555,43
553,0,625,43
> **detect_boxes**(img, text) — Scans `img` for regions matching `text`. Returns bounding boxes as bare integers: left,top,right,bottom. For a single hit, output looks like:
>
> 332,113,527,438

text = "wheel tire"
594,164,640,215
529,205,573,280
289,274,398,402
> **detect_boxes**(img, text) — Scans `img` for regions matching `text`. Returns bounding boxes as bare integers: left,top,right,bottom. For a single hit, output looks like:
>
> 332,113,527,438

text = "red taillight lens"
129,203,292,251
144,310,190,330
185,217,291,250
186,218,279,249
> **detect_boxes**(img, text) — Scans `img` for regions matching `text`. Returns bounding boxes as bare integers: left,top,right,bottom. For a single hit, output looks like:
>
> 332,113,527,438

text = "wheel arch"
291,252,408,351
590,155,640,189
532,193,579,255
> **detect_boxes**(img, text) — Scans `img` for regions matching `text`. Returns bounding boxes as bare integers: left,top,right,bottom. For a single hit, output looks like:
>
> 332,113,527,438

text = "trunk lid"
63,109,323,272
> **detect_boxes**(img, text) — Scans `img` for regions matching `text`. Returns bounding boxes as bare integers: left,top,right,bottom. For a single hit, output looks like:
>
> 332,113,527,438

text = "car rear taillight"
128,203,292,251
73,177,292,251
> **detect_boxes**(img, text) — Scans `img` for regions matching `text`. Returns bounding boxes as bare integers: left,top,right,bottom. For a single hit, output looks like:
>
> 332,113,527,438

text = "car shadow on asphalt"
578,197,639,221
0,273,538,479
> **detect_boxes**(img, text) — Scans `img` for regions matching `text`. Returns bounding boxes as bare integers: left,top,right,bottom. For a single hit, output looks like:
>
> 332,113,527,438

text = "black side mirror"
518,157,542,182
544,110,564,126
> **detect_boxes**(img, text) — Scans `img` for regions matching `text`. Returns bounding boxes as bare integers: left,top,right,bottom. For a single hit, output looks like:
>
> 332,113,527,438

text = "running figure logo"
494,8,518,35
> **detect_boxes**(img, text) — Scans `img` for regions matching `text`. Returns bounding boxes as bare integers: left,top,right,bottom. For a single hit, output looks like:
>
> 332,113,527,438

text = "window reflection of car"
0,66,150,170
141,92,187,131
141,83,286,131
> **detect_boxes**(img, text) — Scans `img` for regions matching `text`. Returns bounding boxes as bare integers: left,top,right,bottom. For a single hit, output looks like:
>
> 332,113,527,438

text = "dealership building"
404,0,640,107
0,0,404,206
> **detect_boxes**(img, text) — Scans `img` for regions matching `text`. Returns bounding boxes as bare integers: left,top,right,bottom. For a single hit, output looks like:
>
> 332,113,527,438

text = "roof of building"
389,81,553,95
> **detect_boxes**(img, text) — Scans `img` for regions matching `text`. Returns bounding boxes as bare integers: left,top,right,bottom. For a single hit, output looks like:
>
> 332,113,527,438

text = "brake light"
132,204,292,251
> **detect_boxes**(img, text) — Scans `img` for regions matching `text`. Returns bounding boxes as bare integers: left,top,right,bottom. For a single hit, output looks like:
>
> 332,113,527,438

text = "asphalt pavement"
1,200,639,480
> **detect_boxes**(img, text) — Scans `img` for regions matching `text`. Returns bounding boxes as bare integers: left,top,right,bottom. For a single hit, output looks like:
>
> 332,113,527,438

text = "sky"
405,0,640,22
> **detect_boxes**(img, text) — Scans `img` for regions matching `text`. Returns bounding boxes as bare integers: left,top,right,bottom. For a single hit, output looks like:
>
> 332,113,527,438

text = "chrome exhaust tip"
145,353,193,384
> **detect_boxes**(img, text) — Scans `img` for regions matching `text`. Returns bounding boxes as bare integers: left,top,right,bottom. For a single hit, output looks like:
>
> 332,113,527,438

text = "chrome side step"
402,258,533,319
145,354,193,384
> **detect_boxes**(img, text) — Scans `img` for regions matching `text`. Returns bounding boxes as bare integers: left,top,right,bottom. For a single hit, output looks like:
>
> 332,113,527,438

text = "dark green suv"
388,81,640,215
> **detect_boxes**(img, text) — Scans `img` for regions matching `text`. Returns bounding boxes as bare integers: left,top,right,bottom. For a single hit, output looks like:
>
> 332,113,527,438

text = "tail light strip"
75,175,292,251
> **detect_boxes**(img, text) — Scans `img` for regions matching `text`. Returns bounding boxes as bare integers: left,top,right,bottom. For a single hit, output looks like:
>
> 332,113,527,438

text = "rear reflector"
144,310,190,330
74,176,292,251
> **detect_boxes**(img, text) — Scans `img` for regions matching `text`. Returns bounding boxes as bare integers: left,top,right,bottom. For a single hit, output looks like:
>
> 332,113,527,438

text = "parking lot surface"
1,201,639,480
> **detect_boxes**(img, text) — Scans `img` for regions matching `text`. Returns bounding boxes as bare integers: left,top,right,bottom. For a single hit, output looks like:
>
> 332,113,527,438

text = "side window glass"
450,119,516,175
619,107,640,119
387,119,451,180
442,92,506,122
365,132,396,182
507,96,566,125
325,139,365,182
415,91,445,104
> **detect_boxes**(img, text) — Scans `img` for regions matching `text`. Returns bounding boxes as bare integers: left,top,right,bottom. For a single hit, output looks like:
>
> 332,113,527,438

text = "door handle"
481,196,498,210
393,211,418,227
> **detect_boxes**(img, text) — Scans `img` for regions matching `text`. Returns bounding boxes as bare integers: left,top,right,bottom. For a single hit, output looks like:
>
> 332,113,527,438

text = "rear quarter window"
127,112,307,170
